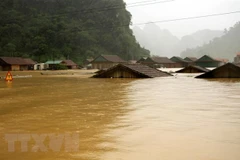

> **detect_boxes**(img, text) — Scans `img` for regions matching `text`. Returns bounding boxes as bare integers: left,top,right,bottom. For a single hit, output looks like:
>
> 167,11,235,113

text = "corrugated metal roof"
93,64,172,78
45,60,62,64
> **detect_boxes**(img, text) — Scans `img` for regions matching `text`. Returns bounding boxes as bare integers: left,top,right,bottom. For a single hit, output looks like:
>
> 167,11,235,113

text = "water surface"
0,73,240,160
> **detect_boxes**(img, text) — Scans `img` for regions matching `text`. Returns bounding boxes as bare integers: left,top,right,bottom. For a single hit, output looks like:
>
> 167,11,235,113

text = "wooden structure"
195,55,226,68
23,58,37,70
196,63,240,78
139,57,177,68
176,65,209,73
170,56,189,67
93,64,172,78
61,60,78,69
91,55,126,69
0,57,36,71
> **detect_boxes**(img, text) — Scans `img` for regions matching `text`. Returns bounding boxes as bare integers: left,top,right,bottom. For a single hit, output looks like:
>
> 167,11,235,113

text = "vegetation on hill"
0,0,150,64
181,22,240,61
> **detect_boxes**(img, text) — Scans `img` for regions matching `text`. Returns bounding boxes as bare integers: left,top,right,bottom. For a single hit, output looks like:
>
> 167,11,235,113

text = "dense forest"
181,22,240,61
0,0,150,64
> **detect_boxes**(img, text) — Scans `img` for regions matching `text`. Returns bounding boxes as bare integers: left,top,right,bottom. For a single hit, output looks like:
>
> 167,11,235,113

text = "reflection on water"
0,74,240,160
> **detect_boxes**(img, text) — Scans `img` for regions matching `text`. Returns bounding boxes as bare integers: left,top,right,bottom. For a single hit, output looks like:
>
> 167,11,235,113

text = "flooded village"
1,0,240,160
1,53,240,160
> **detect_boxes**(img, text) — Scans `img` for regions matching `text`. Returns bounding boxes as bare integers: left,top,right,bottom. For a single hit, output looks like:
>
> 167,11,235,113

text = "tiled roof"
151,57,175,64
176,65,209,73
62,60,77,66
0,57,35,65
93,64,172,78
196,63,240,78
184,57,198,61
101,55,126,63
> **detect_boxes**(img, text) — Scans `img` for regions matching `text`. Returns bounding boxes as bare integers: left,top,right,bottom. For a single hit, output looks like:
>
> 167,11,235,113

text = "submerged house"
91,55,126,70
184,57,198,62
45,60,63,69
93,63,172,78
195,55,227,68
170,56,189,68
139,57,176,68
196,63,240,78
0,57,36,71
176,65,209,73
45,60,78,70
61,60,78,69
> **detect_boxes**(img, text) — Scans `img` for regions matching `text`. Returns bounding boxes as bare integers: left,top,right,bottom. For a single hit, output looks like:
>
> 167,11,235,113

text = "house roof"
196,63,240,78
23,58,37,65
0,57,35,65
93,64,172,78
184,57,198,61
171,56,189,63
93,55,126,63
176,65,209,73
195,55,218,62
151,57,175,64
45,60,63,64
62,60,77,66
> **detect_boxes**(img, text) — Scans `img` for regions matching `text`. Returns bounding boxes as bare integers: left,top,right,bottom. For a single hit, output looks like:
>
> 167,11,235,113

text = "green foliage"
181,22,240,61
0,0,149,64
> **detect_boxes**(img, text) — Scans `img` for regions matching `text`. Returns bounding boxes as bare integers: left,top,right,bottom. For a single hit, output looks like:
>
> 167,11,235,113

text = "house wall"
11,65,20,71
20,65,28,71
34,63,47,70
0,66,2,71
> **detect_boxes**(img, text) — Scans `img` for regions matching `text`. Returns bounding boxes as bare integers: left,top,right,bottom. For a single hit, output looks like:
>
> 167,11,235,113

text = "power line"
133,10,240,26
81,10,240,32
127,0,174,7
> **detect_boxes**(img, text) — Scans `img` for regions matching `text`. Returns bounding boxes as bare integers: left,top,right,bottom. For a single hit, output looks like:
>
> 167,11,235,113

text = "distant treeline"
181,22,240,61
0,0,150,64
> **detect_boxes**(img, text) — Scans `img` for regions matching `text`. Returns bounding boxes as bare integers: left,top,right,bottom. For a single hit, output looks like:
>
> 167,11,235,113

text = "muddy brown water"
0,71,240,160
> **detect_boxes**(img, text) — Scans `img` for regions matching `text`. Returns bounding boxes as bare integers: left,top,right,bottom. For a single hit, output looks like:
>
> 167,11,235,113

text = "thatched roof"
93,64,172,78
196,63,240,78
176,65,209,73
0,57,35,65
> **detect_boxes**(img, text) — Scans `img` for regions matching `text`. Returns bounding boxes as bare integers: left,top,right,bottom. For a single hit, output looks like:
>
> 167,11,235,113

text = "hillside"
0,0,150,64
181,22,240,61
133,23,223,57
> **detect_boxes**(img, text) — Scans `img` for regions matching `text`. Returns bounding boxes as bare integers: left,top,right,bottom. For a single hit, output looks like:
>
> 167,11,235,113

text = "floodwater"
0,72,240,160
